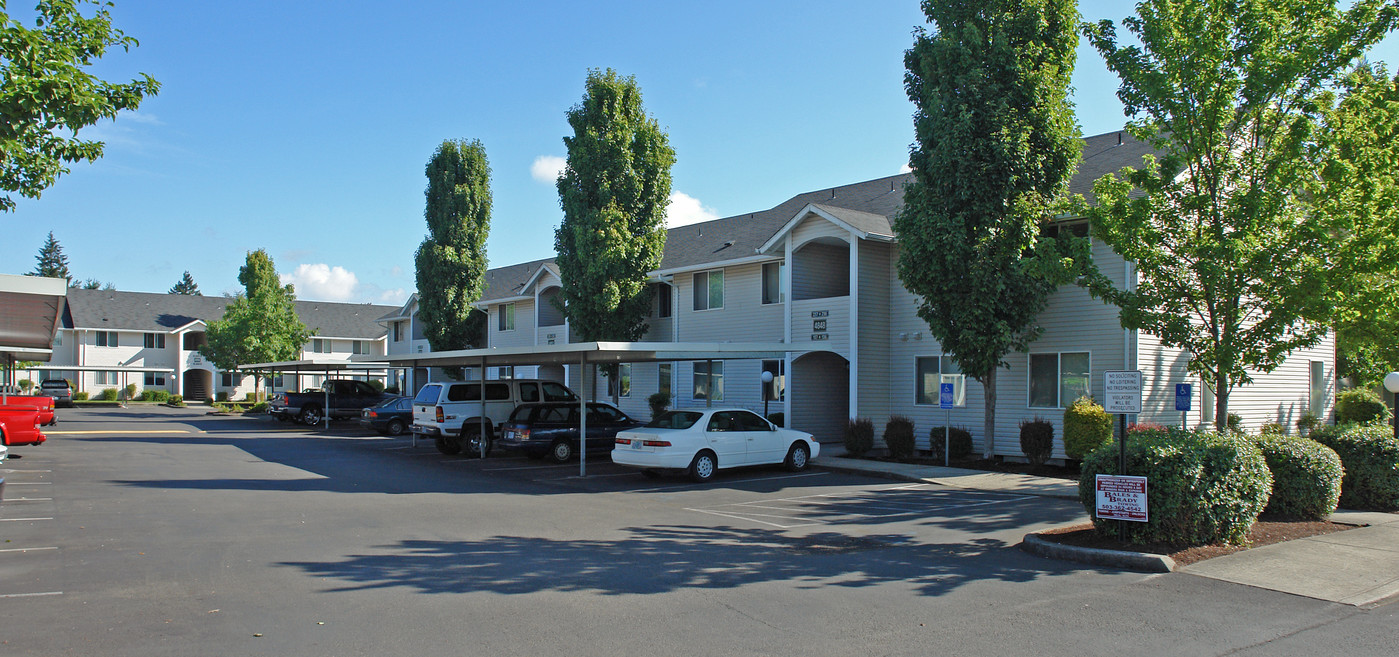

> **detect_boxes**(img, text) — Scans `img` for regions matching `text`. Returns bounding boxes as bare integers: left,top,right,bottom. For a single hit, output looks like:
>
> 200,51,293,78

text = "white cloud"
666,191,720,228
899,163,914,174
282,263,359,302
530,155,567,183
374,288,409,305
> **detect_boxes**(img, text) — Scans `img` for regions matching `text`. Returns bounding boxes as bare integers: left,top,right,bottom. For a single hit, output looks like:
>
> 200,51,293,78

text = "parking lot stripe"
46,430,203,435
6,481,51,485
2,497,53,502
0,469,52,473
0,546,57,553
0,591,63,598
687,507,818,529
482,464,575,472
0,517,54,522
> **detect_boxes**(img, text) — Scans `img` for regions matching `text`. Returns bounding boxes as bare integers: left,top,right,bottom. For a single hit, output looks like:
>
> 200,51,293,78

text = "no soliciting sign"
1095,474,1149,522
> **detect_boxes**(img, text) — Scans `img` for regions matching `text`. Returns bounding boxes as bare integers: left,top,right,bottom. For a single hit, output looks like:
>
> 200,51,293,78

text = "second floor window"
352,340,369,355
499,303,515,331
144,333,166,349
656,284,672,318
312,338,330,353
393,322,403,342
693,270,724,311
96,331,118,347
762,262,784,305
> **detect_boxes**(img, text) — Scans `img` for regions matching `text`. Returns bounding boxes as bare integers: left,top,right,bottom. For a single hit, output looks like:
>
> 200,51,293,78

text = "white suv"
411,379,578,457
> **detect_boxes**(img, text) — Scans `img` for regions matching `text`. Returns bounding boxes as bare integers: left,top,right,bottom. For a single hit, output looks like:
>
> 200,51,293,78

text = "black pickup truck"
268,379,392,425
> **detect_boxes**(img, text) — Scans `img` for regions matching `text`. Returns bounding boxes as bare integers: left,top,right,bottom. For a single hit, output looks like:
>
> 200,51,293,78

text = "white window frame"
1027,352,1091,409
692,269,725,311
144,371,166,387
761,261,785,305
693,361,724,401
608,363,632,398
312,338,331,354
658,362,672,398
144,333,166,349
498,303,516,331
96,331,118,347
1309,361,1327,418
914,355,966,406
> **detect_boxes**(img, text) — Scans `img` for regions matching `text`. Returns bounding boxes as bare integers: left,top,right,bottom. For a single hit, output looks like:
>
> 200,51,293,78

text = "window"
1203,381,1216,424
496,366,514,380
762,262,784,305
265,374,284,388
95,371,115,385
352,340,369,355
693,361,724,401
762,360,785,401
393,322,403,342
1309,361,1327,418
692,269,724,311
144,333,166,349
656,284,672,318
54,332,63,346
608,364,631,398
221,372,243,388
915,356,965,406
1029,352,1090,408
96,331,118,347
144,371,166,386
312,338,330,353
658,363,672,398
1042,220,1089,239
519,382,540,403
498,303,515,331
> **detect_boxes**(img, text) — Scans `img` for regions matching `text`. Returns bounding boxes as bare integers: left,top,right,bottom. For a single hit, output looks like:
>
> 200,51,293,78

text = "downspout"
784,236,793,423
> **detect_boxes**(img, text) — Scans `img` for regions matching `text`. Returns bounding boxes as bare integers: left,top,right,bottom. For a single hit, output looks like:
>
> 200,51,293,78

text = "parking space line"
555,472,643,479
481,463,575,472
0,469,52,473
5,481,51,485
0,591,63,598
46,430,202,435
2,497,53,502
0,546,57,553
0,517,54,522
687,507,818,529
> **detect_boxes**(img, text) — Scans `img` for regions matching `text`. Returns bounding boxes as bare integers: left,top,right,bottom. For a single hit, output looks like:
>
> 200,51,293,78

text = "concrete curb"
1019,533,1176,573
813,460,1081,501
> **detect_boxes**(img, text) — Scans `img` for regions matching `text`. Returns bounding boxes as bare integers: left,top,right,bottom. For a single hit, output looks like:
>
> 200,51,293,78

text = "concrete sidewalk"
814,451,1399,606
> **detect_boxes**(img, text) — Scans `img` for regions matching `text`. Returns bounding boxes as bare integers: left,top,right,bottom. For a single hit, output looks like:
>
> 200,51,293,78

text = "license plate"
631,439,642,450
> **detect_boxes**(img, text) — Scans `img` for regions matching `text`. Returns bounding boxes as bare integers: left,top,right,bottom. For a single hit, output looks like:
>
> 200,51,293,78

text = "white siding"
491,299,537,349
676,262,784,342
857,240,893,432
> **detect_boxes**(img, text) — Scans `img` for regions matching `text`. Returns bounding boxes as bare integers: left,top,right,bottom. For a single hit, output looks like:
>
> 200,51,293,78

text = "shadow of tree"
281,524,1070,598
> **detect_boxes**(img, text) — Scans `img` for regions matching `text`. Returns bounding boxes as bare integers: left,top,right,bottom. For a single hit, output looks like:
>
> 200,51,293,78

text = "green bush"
97,388,119,401
72,391,90,401
369,380,385,393
1078,427,1272,546
647,392,671,421
248,401,269,414
18,379,32,392
767,412,784,428
123,383,138,400
1226,413,1244,434
927,426,973,462
1252,435,1343,519
1311,423,1399,510
384,385,400,395
1335,388,1392,425
884,416,916,460
216,391,229,402
1064,397,1112,460
1019,418,1054,466
1296,412,1322,436
139,389,171,402
1259,422,1286,436
843,417,874,457
169,394,184,406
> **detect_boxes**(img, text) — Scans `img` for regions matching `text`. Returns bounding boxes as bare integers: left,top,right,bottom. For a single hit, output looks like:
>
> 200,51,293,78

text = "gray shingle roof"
63,288,396,339
478,257,558,303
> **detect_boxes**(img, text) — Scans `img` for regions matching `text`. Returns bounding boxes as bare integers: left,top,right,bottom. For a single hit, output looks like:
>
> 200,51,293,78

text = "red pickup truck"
1,395,55,426
0,406,45,446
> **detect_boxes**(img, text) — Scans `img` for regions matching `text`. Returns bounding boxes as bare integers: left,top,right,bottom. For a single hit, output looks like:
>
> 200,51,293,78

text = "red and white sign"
1095,474,1149,522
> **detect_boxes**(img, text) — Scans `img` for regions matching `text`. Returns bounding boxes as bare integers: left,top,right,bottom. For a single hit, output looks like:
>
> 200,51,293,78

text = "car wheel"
385,418,406,436
464,428,492,459
299,406,323,425
784,442,810,472
688,451,717,483
435,435,462,455
548,440,574,463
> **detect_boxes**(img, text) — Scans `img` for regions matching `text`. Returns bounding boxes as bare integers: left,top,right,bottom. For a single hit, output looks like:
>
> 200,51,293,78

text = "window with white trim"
95,370,115,385
608,364,631,398
1309,361,1327,418
351,340,369,355
96,331,118,347
312,338,330,353
915,356,965,406
1028,352,1090,408
393,322,403,342
692,270,724,311
658,363,672,398
144,333,166,349
498,303,515,331
144,371,166,386
693,361,724,401
656,283,672,318
762,262,784,305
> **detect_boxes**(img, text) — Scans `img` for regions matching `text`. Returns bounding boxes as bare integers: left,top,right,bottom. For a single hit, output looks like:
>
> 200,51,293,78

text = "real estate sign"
1095,474,1148,522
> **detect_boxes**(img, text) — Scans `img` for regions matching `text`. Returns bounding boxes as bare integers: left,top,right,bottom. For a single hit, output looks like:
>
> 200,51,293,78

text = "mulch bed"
1035,519,1352,566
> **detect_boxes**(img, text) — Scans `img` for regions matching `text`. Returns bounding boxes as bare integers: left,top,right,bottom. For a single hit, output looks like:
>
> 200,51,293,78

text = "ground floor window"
915,356,965,406
96,371,117,385
144,372,166,387
1309,361,1327,418
693,361,724,401
1028,352,1090,408
762,360,785,401
658,363,672,398
1202,381,1216,424
608,364,631,398
496,366,514,380
222,372,246,388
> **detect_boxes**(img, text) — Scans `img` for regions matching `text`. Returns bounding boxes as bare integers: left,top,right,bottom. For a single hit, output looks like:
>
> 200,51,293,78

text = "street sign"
1104,370,1143,414
1096,474,1148,522
939,382,954,410
1175,384,1192,412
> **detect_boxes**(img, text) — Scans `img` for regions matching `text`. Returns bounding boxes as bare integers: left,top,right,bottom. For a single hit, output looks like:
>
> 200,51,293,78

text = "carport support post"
324,376,330,430
578,353,588,478
479,357,488,459
705,359,713,409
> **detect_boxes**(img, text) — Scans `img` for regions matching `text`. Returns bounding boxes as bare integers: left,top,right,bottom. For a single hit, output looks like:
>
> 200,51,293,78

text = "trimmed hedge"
1064,396,1112,460
884,416,916,460
1253,435,1343,519
1310,423,1399,510
1078,427,1272,546
927,426,973,462
844,417,874,457
1335,388,1392,425
97,388,119,401
139,389,171,402
1019,418,1054,466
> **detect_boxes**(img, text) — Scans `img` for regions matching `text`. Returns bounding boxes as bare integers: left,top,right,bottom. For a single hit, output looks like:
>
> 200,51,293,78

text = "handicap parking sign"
1175,384,1192,412
940,383,954,410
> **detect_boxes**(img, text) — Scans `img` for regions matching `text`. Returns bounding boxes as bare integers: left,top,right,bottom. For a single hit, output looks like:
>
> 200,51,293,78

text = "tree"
414,139,490,357
28,231,70,282
79,278,113,290
169,270,201,295
0,0,160,211
894,1,1083,457
1080,0,1399,427
201,250,311,400
554,68,674,348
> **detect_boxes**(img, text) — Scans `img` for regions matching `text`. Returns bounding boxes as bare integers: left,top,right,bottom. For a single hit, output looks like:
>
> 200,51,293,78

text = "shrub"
384,385,400,395
1296,412,1322,436
216,391,229,402
369,380,385,393
18,379,32,392
1078,427,1272,546
139,390,171,402
1127,422,1167,435
1252,435,1343,519
843,417,874,457
927,426,973,462
884,416,916,460
1335,388,1392,425
1311,423,1399,510
1259,422,1286,436
1019,418,1054,466
97,388,119,401
767,412,784,428
169,394,184,406
123,383,138,400
72,391,90,401
248,401,269,414
1064,397,1112,460
1226,413,1244,434
647,392,671,421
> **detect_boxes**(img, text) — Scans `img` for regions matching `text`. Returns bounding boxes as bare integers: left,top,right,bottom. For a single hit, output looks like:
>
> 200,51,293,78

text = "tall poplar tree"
29,231,71,282
895,0,1083,457
554,68,674,349
414,139,491,355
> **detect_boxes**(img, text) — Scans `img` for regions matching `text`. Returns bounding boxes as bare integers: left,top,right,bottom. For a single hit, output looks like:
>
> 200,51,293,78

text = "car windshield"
373,397,403,409
507,405,537,422
645,410,702,430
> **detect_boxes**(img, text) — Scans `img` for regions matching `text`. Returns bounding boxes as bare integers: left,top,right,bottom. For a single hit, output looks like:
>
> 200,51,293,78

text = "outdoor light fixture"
762,370,775,419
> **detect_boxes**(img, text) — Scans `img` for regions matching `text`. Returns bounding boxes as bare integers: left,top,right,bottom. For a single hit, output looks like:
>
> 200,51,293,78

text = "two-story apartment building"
413,130,1334,458
33,289,395,401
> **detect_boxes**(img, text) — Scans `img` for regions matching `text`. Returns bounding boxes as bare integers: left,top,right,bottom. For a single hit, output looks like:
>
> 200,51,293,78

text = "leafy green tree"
1080,0,1399,427
414,139,490,357
201,250,311,400
895,1,1083,457
0,0,159,211
28,231,70,282
169,270,201,296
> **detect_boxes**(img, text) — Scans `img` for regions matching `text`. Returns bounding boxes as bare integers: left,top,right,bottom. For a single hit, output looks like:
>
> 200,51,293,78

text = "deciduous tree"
201,250,310,400
414,139,490,357
895,0,1083,457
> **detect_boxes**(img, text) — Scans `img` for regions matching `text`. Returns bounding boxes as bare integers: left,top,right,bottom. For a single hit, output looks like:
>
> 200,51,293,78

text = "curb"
1019,532,1176,573
813,461,1081,501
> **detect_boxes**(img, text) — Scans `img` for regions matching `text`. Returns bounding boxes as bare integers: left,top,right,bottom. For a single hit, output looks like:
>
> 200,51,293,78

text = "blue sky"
11,1,1399,305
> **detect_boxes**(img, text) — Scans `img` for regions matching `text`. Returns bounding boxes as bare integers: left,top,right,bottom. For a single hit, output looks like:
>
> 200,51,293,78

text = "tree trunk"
983,368,997,459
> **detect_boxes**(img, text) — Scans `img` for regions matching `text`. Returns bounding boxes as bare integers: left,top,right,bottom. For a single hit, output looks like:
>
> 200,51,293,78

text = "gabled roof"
63,289,396,339
0,273,66,361
477,257,557,304
376,293,418,323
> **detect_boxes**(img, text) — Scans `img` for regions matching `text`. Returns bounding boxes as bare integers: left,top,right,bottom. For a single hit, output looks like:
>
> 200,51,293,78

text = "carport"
237,357,391,429
357,341,833,477
0,274,67,401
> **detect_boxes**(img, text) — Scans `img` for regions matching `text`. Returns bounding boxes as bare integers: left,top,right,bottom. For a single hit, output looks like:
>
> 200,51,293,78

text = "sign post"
939,382,954,467
1175,383,1192,430
1104,370,1144,537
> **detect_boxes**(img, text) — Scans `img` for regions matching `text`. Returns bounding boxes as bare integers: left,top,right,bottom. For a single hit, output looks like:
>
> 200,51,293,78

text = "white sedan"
612,408,819,482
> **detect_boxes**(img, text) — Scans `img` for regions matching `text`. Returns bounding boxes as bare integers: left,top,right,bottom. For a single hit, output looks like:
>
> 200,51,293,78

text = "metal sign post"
939,382,954,467
1104,370,1144,538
